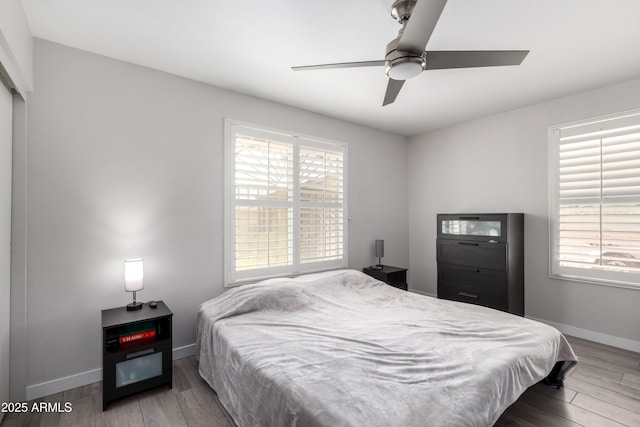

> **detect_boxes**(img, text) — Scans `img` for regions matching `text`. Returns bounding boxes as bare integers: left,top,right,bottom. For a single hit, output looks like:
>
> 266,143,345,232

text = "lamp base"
126,301,143,311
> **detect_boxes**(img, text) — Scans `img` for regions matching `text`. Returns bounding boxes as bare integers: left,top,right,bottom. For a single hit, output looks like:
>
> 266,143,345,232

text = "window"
224,120,347,285
549,110,640,289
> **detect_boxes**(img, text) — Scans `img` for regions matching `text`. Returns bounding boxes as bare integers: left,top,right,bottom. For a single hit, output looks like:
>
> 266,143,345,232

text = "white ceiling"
20,0,640,136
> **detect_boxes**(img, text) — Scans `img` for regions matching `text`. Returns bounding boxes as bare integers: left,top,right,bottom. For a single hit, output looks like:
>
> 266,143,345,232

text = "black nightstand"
363,266,408,291
101,301,173,410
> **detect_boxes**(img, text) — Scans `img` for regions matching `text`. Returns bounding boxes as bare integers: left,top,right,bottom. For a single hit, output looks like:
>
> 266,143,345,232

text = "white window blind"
549,110,640,288
225,120,347,285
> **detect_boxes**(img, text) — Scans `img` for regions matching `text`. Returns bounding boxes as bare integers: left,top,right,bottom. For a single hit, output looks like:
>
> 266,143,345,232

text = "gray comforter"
196,269,577,427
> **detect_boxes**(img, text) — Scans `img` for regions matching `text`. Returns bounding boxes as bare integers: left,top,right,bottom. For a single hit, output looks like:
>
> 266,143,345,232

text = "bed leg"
544,361,565,389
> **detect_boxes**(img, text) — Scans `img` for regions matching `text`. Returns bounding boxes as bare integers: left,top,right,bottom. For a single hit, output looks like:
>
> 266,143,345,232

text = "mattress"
196,269,577,427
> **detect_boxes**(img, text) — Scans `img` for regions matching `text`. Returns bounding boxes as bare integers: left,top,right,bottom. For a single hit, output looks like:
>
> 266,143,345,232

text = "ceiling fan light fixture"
385,56,425,80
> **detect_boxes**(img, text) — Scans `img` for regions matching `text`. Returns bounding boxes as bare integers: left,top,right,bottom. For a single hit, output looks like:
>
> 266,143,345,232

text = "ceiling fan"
291,0,529,106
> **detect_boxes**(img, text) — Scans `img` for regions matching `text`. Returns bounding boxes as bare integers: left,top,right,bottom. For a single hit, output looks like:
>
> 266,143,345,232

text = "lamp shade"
124,259,144,292
375,240,384,258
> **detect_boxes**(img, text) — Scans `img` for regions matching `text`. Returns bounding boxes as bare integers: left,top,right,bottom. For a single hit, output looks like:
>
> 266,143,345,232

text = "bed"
196,269,577,427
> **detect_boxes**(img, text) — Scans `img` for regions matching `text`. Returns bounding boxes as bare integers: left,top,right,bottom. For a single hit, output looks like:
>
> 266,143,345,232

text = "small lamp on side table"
374,239,384,269
124,258,144,310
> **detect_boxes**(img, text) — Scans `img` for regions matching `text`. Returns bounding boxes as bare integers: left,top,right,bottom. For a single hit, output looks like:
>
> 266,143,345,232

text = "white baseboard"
527,316,640,353
25,344,197,401
172,343,196,359
26,368,102,401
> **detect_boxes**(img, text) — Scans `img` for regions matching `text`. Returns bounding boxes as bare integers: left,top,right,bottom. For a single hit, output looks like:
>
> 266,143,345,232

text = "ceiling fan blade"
424,50,529,70
397,0,448,53
383,78,405,106
291,60,385,71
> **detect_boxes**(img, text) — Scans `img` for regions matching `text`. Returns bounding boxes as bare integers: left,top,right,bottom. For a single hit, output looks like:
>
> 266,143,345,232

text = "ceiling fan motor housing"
385,35,426,80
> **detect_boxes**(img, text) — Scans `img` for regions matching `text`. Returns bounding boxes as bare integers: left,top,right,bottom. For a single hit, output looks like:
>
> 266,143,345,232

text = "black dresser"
436,213,524,315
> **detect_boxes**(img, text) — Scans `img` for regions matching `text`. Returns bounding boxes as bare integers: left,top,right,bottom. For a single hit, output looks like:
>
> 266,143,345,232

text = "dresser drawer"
438,263,507,296
438,281,508,312
437,214,508,243
436,239,507,270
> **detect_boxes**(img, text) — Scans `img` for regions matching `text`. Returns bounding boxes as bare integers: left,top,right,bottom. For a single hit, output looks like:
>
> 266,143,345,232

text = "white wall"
408,77,640,348
24,39,409,391
10,93,27,402
0,0,33,94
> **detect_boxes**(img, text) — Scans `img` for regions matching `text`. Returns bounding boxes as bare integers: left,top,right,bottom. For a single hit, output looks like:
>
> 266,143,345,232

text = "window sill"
549,272,640,291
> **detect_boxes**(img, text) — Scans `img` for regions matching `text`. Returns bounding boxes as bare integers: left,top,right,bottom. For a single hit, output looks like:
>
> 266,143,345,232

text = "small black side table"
101,301,173,410
363,266,408,291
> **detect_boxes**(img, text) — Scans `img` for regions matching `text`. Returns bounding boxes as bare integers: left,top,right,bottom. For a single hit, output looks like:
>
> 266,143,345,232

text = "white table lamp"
375,240,384,268
124,258,144,310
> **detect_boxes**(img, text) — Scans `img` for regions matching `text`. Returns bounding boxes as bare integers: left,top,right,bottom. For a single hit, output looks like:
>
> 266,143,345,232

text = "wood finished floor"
2,336,639,426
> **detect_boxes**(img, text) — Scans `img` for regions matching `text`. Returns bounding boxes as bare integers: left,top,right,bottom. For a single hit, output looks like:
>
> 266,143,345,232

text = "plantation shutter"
550,110,640,288
299,146,345,264
234,133,294,272
225,121,347,284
